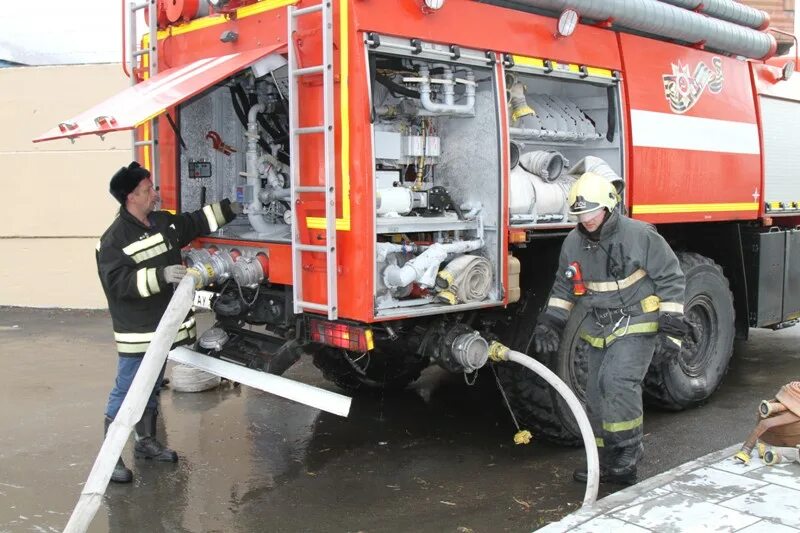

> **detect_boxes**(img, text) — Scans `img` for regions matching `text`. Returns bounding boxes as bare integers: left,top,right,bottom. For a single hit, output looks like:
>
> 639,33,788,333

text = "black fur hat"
109,161,151,204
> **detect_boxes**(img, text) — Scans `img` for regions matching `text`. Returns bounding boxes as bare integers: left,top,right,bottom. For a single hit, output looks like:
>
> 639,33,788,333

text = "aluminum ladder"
288,1,338,320
126,0,161,187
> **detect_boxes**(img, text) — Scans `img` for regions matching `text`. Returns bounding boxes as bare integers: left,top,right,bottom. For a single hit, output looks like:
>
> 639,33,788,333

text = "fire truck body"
35,0,800,443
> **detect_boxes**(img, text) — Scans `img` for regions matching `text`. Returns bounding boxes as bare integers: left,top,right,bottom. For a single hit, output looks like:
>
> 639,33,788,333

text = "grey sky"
0,0,141,65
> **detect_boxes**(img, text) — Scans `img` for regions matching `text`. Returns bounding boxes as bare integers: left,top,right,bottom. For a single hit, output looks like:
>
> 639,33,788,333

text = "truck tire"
312,347,429,394
495,301,589,447
643,252,735,410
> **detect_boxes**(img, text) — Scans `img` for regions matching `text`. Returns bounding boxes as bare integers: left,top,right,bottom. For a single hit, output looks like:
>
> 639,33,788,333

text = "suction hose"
487,341,599,507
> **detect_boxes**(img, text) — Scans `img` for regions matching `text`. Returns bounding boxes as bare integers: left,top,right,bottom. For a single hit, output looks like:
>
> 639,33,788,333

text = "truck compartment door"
33,45,283,143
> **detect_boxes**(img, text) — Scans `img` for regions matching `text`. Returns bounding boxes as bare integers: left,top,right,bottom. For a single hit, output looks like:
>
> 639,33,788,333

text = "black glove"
533,313,566,354
655,313,691,359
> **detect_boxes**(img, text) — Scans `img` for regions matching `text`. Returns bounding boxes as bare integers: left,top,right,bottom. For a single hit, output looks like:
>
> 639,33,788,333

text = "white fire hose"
64,276,352,533
487,342,599,507
64,276,197,533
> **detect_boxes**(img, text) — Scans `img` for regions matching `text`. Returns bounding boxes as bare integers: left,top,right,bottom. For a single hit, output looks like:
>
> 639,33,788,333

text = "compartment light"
556,9,579,38
421,0,445,13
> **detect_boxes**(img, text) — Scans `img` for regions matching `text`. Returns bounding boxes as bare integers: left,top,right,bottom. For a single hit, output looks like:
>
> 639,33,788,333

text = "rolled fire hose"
488,342,599,507
435,255,492,304
519,150,569,183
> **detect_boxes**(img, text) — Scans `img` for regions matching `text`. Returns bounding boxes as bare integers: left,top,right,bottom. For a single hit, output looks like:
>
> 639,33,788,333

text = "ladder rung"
293,4,323,16
134,140,155,147
293,65,324,76
297,300,330,312
295,186,326,193
295,126,326,135
131,1,148,11
296,244,327,253
132,50,149,58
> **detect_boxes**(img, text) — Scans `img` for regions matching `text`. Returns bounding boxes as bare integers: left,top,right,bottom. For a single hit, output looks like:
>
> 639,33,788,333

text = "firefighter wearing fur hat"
533,172,689,485
97,162,241,483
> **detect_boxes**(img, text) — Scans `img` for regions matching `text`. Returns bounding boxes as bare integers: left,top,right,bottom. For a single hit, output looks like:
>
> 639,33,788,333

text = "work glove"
163,264,187,284
533,313,566,354
655,313,691,360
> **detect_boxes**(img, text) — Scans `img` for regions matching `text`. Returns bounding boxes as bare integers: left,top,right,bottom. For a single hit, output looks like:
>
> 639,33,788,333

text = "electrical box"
374,131,403,160
188,160,212,179
376,169,400,189
402,135,440,158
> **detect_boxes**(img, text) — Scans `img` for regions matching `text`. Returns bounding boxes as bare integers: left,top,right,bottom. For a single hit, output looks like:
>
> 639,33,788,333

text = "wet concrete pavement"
1,307,799,533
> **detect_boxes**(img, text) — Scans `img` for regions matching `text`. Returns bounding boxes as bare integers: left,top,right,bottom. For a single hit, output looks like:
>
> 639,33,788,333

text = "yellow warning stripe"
306,0,351,231
632,202,759,215
511,55,614,79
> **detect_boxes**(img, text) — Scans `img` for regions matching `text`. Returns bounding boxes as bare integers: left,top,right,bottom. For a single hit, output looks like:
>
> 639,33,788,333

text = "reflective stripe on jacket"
96,200,235,356
545,210,685,343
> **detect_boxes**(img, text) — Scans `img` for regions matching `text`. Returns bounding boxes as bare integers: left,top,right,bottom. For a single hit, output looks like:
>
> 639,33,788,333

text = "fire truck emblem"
662,57,724,114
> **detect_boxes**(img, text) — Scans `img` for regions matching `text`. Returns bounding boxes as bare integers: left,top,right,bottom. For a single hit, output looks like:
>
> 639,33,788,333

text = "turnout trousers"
585,333,656,452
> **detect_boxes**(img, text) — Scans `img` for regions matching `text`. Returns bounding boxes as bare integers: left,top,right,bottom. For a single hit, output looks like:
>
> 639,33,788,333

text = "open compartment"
178,55,293,243
366,36,504,318
504,59,624,228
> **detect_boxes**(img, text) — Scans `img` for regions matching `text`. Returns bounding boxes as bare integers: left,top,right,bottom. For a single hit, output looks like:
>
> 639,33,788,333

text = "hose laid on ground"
488,342,599,507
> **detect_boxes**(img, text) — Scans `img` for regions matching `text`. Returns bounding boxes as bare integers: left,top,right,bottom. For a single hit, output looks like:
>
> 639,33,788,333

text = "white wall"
0,64,131,308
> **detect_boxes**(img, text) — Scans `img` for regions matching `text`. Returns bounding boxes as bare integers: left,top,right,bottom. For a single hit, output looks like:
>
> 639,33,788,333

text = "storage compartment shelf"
376,215,480,234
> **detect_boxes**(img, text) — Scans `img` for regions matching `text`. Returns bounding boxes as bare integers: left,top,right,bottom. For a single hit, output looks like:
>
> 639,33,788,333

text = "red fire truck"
35,0,800,444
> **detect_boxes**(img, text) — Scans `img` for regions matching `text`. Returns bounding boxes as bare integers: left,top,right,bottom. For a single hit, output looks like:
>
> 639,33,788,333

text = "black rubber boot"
573,446,611,484
134,408,178,462
573,444,642,486
605,443,644,486
104,417,133,483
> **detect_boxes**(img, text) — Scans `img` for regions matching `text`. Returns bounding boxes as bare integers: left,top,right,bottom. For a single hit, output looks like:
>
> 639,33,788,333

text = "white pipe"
169,347,351,417
506,349,599,507
245,103,273,235
383,239,483,289
64,276,196,533
376,241,419,262
418,66,476,116
459,201,483,220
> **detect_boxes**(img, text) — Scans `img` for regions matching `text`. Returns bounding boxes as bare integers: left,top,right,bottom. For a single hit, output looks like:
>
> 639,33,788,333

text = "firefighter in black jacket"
534,172,690,485
97,161,239,483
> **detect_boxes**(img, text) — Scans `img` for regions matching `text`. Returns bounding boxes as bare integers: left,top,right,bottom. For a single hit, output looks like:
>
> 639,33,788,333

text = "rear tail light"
308,319,374,352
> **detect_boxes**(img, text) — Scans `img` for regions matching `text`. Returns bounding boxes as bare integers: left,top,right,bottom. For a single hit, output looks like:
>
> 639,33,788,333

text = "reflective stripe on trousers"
584,333,656,450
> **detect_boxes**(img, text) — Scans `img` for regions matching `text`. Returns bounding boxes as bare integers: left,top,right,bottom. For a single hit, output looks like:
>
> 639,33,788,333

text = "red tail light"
308,319,374,352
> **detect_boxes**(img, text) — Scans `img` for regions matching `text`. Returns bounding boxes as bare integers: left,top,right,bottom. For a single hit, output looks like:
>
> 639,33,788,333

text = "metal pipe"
64,276,196,533
121,0,130,78
417,66,477,115
244,104,274,235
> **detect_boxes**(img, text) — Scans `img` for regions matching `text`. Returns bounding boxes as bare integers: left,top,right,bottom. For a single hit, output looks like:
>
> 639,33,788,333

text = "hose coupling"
488,341,510,362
